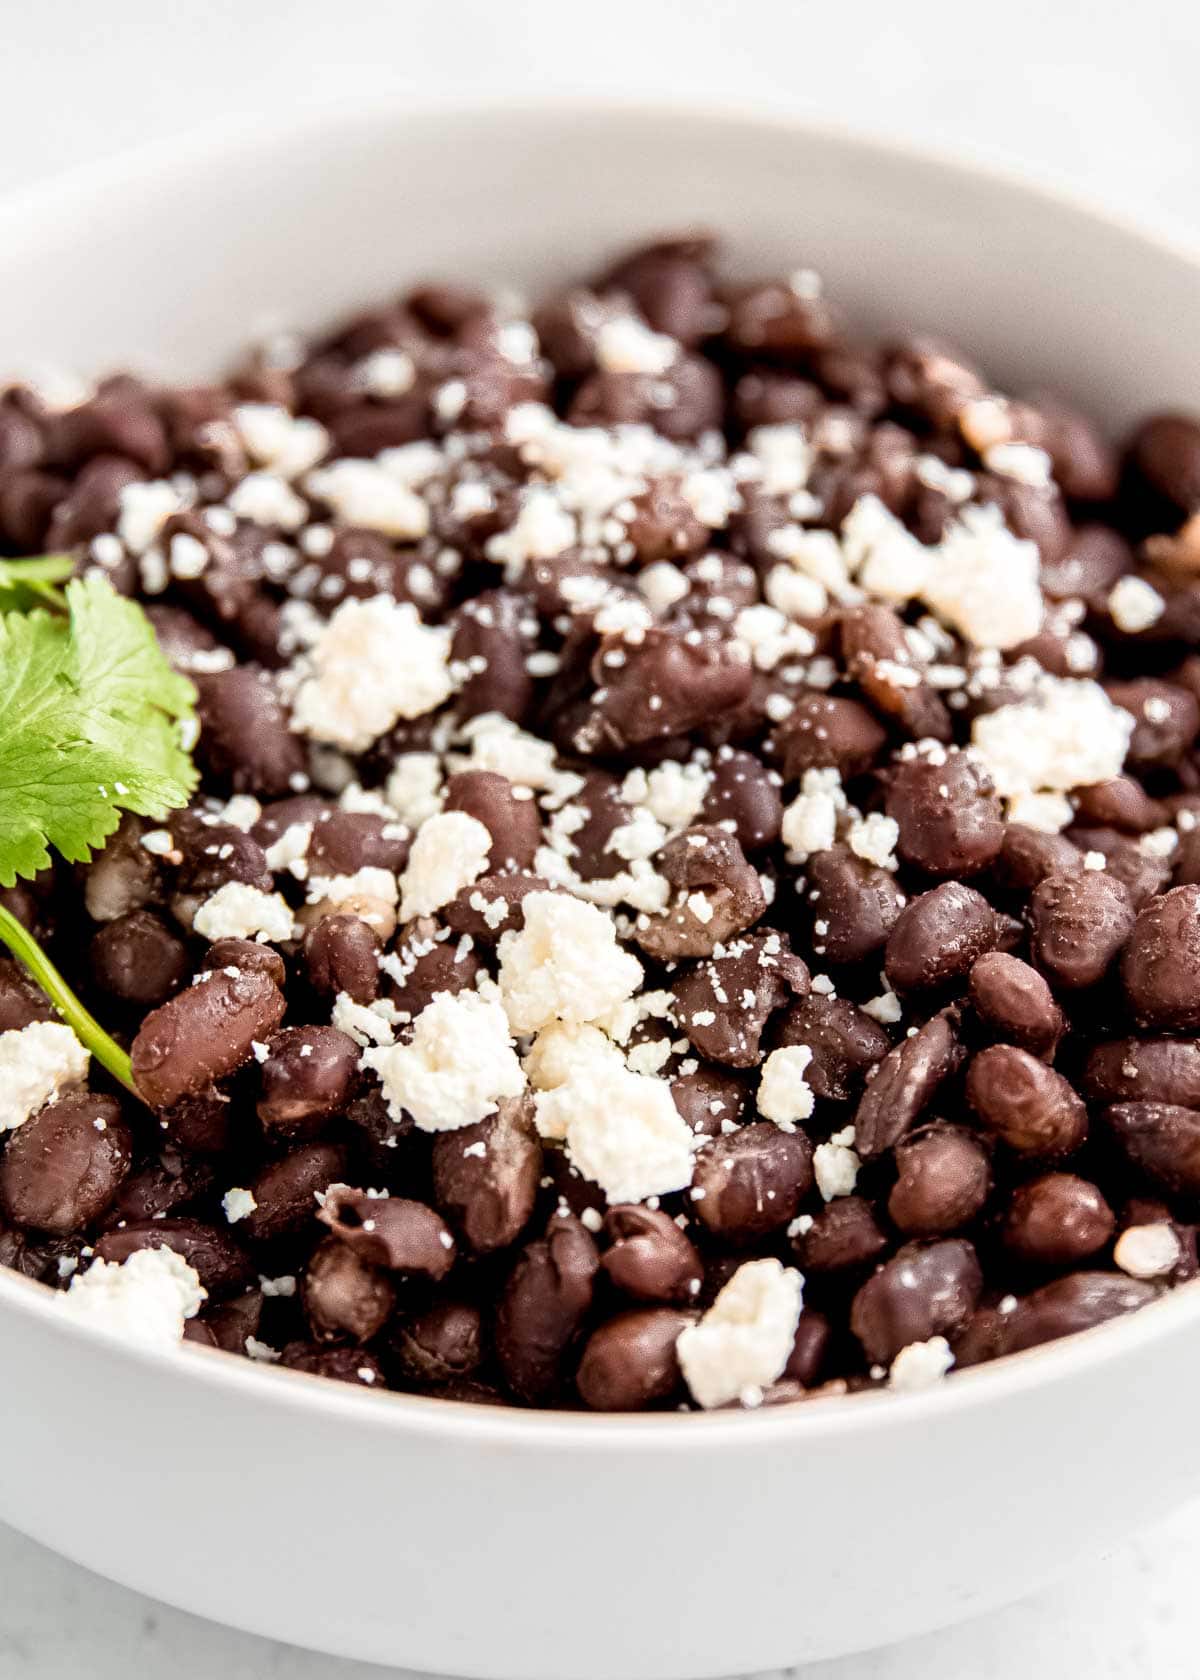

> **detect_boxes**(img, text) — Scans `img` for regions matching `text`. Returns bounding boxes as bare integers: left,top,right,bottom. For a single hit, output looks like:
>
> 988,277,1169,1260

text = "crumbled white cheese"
362,990,524,1132
621,761,711,831
168,531,209,579
222,1187,257,1224
486,487,577,579
767,525,856,601
0,1022,90,1132
308,865,399,913
534,1063,695,1201
781,768,845,861
638,560,691,613
383,753,444,829
841,495,931,605
862,990,903,1025
227,470,308,531
117,479,185,555
218,794,262,832
813,1125,860,1200
455,714,568,793
982,441,1053,488
233,404,329,479
398,811,491,920
523,1021,626,1091
1113,1222,1181,1279
595,315,679,375
888,1335,955,1391
847,813,899,870
355,348,416,398
680,468,740,528
58,1247,205,1350
677,1258,803,1409
193,882,297,944
1108,575,1166,634
1005,791,1074,833
923,503,1042,649
290,596,454,752
765,563,827,620
757,1044,816,1131
331,993,399,1048
264,820,314,879
746,425,815,498
305,458,429,538
497,892,642,1034
733,604,815,671
972,676,1133,800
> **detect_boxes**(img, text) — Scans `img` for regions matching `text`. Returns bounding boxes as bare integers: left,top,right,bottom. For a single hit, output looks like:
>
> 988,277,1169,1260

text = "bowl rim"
2,89,1199,1447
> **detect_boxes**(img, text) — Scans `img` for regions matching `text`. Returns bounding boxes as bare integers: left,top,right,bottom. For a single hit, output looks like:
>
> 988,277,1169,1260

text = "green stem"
0,903,140,1097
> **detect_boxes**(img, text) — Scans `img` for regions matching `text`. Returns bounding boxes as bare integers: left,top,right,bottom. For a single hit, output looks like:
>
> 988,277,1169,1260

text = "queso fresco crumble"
2,234,1200,1409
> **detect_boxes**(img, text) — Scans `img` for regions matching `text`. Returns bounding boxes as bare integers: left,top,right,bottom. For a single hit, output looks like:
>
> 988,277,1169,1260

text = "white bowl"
1,98,1200,1680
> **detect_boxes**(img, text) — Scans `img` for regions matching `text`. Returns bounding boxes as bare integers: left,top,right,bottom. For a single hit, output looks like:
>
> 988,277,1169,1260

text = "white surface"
2,1500,1198,1680
0,3,1198,1677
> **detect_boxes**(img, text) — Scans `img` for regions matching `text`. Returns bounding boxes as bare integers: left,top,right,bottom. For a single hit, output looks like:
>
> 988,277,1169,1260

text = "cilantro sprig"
0,566,199,1095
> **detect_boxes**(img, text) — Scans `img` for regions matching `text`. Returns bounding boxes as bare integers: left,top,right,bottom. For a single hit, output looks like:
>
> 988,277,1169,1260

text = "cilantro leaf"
0,574,198,887
0,553,74,613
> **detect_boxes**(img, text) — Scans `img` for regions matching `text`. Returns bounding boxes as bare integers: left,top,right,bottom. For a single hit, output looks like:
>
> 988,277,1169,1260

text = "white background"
1,3,1198,1676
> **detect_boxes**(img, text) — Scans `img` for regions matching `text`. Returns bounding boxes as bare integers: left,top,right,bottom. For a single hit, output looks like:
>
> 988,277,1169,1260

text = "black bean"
0,1094,131,1234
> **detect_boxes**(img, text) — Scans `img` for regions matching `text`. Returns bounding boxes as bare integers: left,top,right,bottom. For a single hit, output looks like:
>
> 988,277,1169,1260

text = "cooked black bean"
242,1142,347,1242
303,1235,396,1342
319,1186,456,1278
0,1094,131,1234
967,1046,1088,1159
884,883,1005,994
495,1213,599,1404
854,1010,962,1158
887,1126,991,1236
390,1300,483,1385
431,1097,541,1254
850,1239,982,1365
600,1205,703,1303
577,1309,692,1411
691,1122,813,1243
968,953,1063,1057
1000,1174,1115,1266
886,755,1004,878
131,967,286,1108
94,1217,252,1297
89,910,189,1007
256,1026,359,1137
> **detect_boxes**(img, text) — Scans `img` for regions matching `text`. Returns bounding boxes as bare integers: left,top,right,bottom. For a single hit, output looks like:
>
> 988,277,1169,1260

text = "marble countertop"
1,1,1197,1673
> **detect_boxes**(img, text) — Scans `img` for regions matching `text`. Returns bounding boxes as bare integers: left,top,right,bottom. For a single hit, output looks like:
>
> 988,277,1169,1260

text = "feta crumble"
58,1247,205,1350
497,892,643,1034
677,1258,803,1409
193,882,297,944
813,1125,860,1200
1113,1222,1181,1279
305,458,430,538
534,1063,695,1202
362,990,525,1132
222,1187,258,1224
0,1022,90,1132
972,676,1133,802
757,1045,816,1131
398,811,491,920
888,1336,954,1390
290,596,454,752
1108,575,1166,634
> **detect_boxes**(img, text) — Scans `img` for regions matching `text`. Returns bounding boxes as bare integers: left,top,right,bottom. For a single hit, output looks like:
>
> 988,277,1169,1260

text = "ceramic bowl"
0,97,1198,1679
